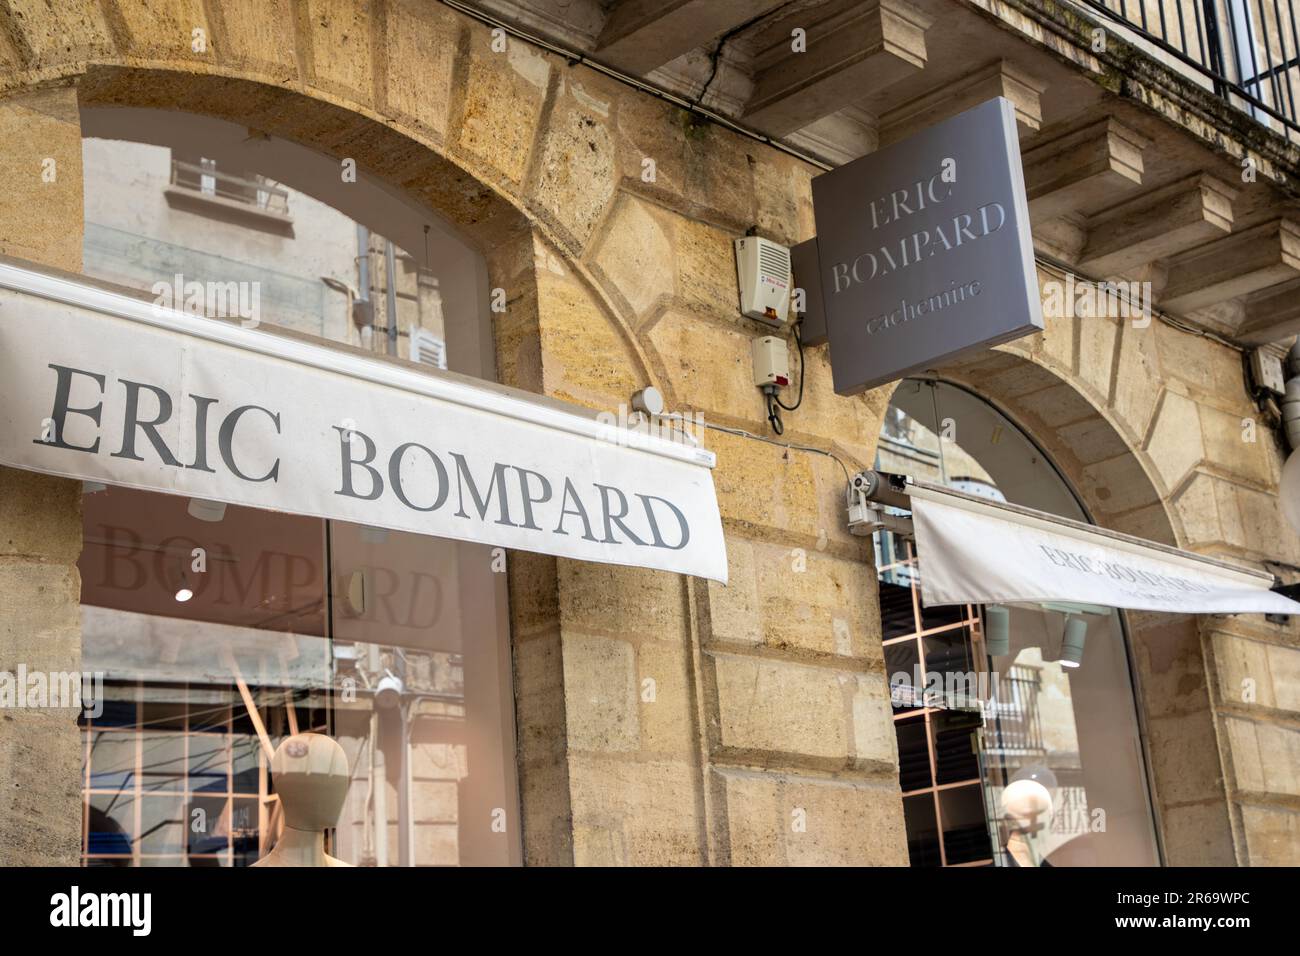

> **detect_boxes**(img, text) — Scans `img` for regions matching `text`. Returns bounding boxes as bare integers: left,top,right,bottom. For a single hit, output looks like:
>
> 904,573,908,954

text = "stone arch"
877,339,1239,865
0,7,685,865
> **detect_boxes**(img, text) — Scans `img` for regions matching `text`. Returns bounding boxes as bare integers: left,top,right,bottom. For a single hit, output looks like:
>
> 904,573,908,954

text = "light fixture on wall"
1059,614,1087,668
375,671,404,709
984,604,1010,657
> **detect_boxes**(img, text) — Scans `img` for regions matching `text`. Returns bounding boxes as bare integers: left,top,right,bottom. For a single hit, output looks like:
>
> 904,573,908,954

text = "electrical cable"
765,387,784,435
661,412,855,507
774,320,805,412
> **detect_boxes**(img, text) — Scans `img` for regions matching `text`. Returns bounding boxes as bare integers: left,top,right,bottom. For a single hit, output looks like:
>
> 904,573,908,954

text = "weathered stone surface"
533,261,643,408
614,92,758,234
751,542,883,662
0,712,84,866
1266,642,1300,712
1145,391,1205,494
637,639,695,756
301,0,372,101
1171,471,1224,546
645,311,764,420
1159,801,1235,866
0,564,80,675
0,468,82,564
111,0,209,60
673,215,744,322
1110,317,1164,442
1199,405,1273,487
562,634,640,752
455,34,551,187
707,428,820,539
0,88,83,270
3,0,115,70
569,754,704,865
556,559,685,637
383,0,460,139
530,76,617,251
705,537,762,646
210,0,297,76
706,652,855,767
712,767,907,865
587,192,675,322
1145,710,1226,806
512,632,567,764
1241,804,1300,865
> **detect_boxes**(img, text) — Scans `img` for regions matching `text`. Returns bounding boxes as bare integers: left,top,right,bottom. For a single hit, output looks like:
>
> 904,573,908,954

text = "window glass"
876,379,1160,867
77,111,518,867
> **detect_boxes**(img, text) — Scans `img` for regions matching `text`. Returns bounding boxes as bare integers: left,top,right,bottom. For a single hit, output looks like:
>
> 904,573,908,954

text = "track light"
187,498,226,522
1059,614,1087,668
374,672,404,709
984,604,1010,657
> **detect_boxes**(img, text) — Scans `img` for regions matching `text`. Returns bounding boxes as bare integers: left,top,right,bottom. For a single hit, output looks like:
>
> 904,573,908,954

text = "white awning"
0,259,728,582
906,480,1300,616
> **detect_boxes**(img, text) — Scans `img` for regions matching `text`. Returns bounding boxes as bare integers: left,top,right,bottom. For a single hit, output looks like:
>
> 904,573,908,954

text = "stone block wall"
0,0,1295,866
0,86,86,866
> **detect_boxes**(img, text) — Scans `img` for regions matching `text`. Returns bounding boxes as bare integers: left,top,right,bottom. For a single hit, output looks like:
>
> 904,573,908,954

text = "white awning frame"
0,257,728,581
905,479,1277,591
0,258,715,470
851,470,1297,613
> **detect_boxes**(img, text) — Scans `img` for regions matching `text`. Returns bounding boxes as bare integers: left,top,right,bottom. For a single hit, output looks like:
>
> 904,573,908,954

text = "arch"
70,63,659,394
0,17,677,865
878,341,1239,865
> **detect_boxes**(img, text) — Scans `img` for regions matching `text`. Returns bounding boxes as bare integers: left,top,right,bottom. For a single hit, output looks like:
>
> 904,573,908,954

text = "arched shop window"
76,109,518,867
876,379,1160,867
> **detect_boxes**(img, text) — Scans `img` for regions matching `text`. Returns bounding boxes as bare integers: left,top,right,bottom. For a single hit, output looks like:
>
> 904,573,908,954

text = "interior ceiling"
80,485,327,635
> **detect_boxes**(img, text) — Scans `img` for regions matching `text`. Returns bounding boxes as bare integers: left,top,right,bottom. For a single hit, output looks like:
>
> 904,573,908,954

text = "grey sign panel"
811,97,1042,395
790,238,827,347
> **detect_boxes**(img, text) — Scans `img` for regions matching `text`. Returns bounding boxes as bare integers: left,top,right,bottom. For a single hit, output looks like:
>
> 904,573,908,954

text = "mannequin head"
271,733,350,832
1001,778,1053,832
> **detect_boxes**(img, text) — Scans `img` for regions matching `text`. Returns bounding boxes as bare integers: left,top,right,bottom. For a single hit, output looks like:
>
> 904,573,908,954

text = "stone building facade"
0,0,1298,866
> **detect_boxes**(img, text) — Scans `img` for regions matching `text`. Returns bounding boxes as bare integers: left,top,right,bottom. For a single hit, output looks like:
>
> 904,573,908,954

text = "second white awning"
907,481,1299,616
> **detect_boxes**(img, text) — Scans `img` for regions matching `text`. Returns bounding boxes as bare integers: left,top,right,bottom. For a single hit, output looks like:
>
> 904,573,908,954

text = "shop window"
876,379,1160,867
77,110,519,866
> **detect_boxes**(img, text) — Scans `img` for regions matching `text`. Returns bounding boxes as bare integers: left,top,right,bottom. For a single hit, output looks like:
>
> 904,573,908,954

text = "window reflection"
876,379,1159,867
77,486,517,866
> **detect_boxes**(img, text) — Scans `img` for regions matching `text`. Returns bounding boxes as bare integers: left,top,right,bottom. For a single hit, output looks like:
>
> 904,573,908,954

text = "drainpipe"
369,710,388,868
384,239,399,357
355,225,373,351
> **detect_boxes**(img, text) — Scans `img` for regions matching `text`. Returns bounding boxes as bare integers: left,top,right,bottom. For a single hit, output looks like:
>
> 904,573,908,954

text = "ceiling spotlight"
174,587,194,603
1059,614,1087,668
187,498,227,522
984,604,1010,657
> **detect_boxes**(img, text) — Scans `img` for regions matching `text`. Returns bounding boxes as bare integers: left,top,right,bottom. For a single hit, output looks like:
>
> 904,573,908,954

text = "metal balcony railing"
170,159,291,215
1074,0,1300,139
